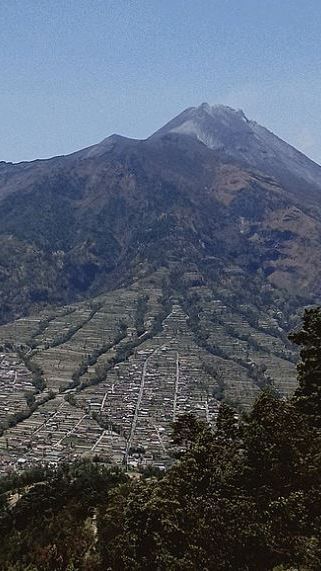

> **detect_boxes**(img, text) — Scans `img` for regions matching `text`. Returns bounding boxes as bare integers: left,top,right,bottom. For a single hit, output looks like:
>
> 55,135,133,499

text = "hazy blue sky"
1,0,321,163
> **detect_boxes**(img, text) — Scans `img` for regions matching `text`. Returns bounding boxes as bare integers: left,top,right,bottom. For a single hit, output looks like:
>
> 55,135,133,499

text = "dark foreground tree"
289,306,321,428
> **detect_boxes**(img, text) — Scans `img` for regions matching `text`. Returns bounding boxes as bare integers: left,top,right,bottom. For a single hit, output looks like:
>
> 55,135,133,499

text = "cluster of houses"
0,305,219,472
0,352,34,427
0,278,297,474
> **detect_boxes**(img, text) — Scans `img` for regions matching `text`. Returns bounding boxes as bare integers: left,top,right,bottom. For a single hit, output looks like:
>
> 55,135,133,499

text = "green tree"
289,306,321,428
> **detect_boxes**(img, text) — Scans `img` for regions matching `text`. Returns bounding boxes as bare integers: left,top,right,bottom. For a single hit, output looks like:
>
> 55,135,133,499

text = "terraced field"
0,270,299,473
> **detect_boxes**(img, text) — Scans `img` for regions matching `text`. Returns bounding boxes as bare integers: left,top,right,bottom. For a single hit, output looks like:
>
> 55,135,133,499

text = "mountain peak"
197,102,247,117
70,133,138,160
150,102,251,147
150,102,321,189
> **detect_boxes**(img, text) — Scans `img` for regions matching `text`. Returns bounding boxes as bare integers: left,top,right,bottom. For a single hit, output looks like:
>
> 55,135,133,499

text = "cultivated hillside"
1,104,321,469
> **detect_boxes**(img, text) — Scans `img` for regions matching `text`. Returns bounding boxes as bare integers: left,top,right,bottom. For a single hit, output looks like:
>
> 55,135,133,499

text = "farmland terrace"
0,269,299,473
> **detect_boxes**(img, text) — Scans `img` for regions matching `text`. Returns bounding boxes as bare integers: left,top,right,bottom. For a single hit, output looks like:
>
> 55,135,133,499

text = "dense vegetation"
1,307,321,570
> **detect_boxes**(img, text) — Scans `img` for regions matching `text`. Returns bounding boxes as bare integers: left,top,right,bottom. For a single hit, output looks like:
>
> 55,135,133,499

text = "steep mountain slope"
1,104,321,324
151,103,321,199
2,103,321,469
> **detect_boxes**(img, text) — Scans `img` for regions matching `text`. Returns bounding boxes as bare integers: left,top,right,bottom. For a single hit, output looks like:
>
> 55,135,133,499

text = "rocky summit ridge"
151,103,321,191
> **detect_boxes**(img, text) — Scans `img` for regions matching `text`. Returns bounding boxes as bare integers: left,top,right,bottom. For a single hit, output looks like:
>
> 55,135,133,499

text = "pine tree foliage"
290,306,321,427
